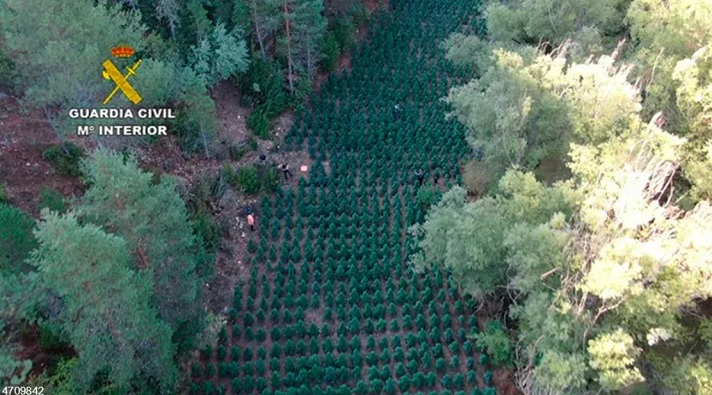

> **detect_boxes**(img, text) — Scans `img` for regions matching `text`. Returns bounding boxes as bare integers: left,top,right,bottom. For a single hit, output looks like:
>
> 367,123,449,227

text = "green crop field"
189,0,494,394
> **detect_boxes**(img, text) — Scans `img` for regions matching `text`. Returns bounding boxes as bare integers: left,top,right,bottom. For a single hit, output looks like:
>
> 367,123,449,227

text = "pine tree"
189,22,249,85
77,149,201,330
31,211,177,391
235,0,280,60
154,0,182,39
292,0,327,80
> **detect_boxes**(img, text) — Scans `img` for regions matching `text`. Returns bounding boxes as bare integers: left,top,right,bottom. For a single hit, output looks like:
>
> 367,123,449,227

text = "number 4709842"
2,387,44,395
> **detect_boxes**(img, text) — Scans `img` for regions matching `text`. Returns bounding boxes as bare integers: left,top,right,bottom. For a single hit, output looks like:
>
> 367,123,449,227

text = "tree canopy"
77,149,203,330
415,0,712,392
31,211,178,392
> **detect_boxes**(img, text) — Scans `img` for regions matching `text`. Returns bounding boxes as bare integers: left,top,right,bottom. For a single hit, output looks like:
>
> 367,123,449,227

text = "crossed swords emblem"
102,59,142,105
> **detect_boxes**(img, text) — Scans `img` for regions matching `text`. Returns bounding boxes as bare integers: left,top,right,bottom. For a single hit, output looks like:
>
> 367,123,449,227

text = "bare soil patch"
0,94,84,216
212,81,251,144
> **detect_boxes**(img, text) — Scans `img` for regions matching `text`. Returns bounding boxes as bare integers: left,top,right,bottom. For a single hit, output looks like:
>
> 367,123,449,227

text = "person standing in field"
414,168,425,186
281,163,293,179
247,213,255,231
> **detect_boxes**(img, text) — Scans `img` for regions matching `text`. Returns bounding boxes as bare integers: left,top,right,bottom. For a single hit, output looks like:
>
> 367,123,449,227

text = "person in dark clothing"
393,104,402,121
280,163,292,179
433,172,440,185
414,169,425,186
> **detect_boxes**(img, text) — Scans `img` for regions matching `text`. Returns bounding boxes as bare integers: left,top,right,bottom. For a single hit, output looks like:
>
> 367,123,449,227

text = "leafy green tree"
416,111,712,393
31,211,177,391
411,173,570,298
485,0,627,47
445,46,642,179
77,149,202,332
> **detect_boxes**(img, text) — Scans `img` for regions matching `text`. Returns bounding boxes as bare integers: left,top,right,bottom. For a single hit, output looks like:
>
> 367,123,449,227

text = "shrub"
0,49,16,87
475,320,513,366
43,143,84,177
0,183,7,203
321,32,341,72
350,0,370,24
262,167,281,194
38,322,70,352
248,108,272,140
240,57,289,139
417,184,438,212
0,204,36,274
229,143,249,160
462,160,491,196
332,19,356,53
205,363,216,378
38,187,67,214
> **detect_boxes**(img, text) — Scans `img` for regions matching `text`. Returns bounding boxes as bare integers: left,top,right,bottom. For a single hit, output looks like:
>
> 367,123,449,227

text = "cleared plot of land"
189,0,517,394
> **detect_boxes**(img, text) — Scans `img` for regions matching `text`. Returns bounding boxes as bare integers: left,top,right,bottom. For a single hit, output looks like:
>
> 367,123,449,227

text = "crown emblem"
111,44,135,58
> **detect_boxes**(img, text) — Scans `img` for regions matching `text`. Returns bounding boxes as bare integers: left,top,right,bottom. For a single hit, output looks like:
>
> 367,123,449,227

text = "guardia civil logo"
102,44,142,105
68,44,175,137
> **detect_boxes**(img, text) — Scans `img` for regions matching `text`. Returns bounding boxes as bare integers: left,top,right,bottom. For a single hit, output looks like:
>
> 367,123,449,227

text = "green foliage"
416,184,438,213
439,12,712,394
38,322,70,352
154,0,524,393
262,167,282,194
474,321,513,367
485,0,627,47
77,149,201,330
224,164,281,195
247,108,273,139
321,32,341,72
230,165,260,194
228,137,258,160
332,19,356,54
42,143,85,177
411,172,577,298
3,359,32,386
190,23,249,86
0,48,15,87
31,211,177,392
419,99,712,393
0,0,145,112
0,183,7,204
184,174,223,280
174,67,219,156
241,57,290,139
445,46,643,178
0,203,37,275
587,329,643,391
39,187,68,214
